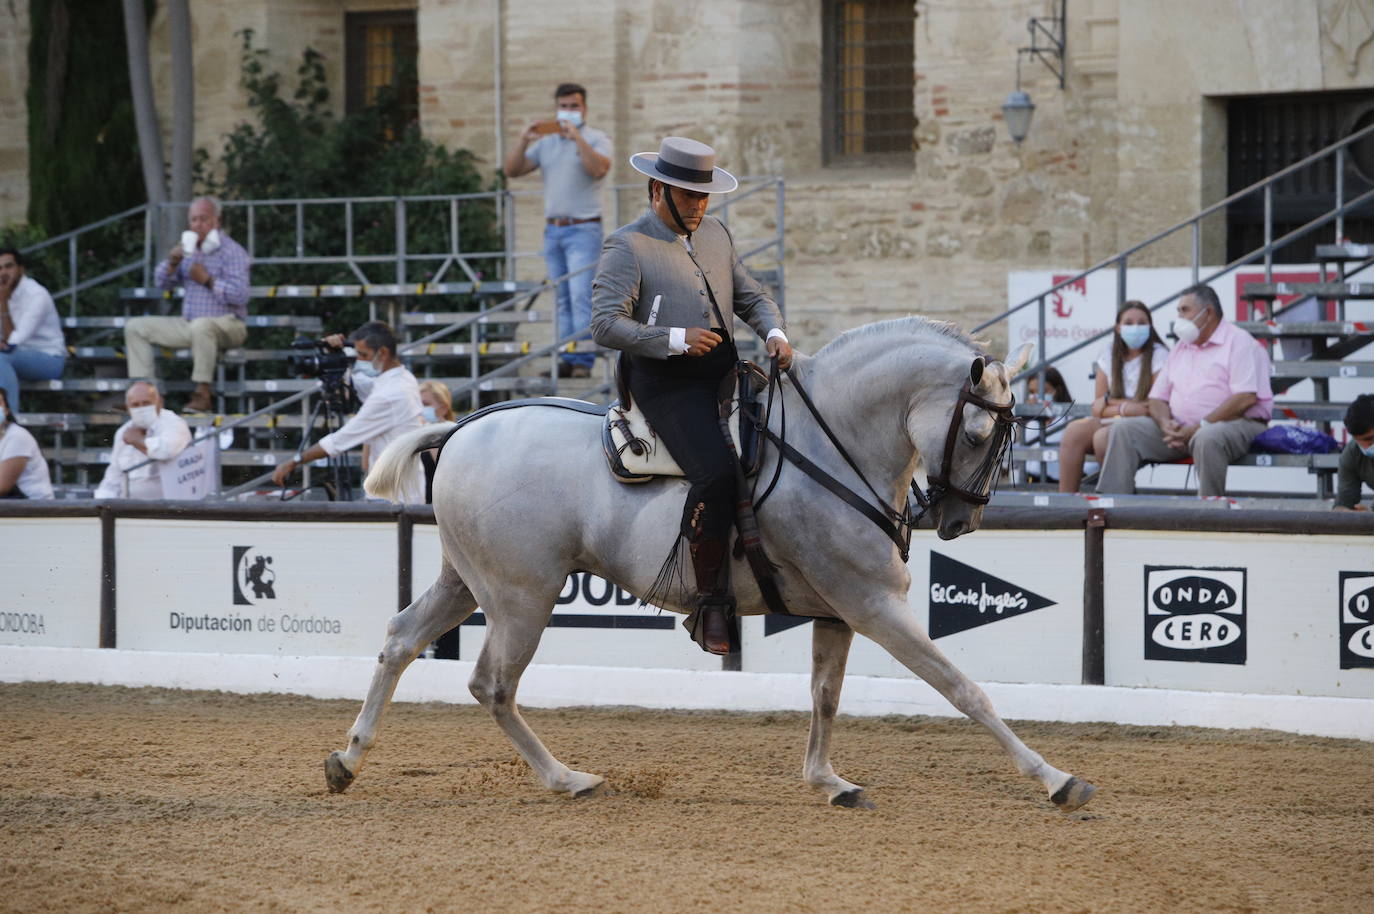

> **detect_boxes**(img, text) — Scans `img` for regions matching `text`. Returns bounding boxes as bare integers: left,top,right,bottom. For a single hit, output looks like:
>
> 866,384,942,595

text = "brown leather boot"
688,538,733,655
185,383,215,413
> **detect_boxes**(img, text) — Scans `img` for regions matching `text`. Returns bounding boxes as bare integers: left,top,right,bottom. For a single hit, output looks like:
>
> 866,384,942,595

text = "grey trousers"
1096,415,1268,497
124,315,247,384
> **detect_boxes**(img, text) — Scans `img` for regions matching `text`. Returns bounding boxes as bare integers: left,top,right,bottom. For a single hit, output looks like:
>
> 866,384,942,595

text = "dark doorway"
1227,89,1374,264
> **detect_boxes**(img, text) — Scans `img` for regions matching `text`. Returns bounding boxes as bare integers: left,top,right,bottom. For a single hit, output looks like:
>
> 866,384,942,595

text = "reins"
741,358,1022,563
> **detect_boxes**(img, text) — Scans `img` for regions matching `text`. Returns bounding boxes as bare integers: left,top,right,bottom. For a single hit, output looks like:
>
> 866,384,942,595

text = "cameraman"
271,321,425,502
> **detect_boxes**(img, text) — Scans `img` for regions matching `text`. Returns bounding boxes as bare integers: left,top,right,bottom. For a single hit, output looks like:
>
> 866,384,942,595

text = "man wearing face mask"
125,196,252,413
505,82,612,379
270,321,424,502
94,380,192,499
1097,284,1272,497
591,136,792,655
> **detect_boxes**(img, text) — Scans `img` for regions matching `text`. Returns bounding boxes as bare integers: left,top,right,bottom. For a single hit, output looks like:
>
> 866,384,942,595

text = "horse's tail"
363,423,455,501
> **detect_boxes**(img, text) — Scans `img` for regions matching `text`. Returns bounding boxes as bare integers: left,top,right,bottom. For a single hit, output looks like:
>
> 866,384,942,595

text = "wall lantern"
1003,0,1066,145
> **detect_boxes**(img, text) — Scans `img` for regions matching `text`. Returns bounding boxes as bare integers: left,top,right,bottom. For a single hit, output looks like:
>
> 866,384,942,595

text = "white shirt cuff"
668,326,690,355
766,328,788,344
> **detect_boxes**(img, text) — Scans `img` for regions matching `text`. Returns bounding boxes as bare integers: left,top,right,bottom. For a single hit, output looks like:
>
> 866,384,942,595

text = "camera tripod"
290,371,359,501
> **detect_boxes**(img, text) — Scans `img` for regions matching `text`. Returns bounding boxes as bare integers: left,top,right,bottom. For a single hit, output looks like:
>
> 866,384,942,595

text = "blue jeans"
543,221,602,369
0,346,65,412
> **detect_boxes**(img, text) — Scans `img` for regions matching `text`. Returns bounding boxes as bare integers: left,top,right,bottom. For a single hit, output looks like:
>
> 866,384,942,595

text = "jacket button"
695,271,701,277
698,289,706,295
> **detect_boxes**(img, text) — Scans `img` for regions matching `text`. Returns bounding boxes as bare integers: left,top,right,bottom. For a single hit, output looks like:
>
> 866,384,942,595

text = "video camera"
286,337,353,379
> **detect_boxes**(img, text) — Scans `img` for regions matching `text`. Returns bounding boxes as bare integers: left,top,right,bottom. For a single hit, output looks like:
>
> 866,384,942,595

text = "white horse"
327,317,1096,812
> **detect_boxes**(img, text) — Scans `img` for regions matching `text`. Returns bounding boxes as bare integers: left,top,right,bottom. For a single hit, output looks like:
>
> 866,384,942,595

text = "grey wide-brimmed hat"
629,137,739,193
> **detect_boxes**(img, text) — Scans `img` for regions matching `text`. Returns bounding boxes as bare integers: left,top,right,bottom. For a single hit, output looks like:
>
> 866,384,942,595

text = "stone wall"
0,0,32,226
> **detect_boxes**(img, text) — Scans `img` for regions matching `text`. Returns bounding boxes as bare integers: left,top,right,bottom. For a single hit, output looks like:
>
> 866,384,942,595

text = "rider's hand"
766,336,793,370
684,327,722,356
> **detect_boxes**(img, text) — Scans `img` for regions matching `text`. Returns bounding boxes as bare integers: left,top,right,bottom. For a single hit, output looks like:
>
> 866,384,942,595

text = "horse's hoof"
557,770,606,798
831,788,876,809
573,780,608,799
325,752,356,794
1050,776,1096,812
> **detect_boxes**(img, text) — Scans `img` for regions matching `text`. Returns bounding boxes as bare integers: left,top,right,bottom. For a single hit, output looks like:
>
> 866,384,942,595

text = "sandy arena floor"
1,681,1370,913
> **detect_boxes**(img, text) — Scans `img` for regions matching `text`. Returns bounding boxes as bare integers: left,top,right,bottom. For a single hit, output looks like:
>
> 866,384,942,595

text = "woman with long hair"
1057,300,1169,492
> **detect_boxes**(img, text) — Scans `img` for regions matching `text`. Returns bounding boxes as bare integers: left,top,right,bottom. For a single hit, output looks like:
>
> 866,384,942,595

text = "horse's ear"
969,356,986,388
1004,342,1035,376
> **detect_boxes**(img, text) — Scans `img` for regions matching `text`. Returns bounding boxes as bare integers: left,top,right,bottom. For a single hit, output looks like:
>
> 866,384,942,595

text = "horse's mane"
812,316,988,361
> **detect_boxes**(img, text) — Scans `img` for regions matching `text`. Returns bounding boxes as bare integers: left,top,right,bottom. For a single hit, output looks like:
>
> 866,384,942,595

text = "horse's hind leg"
804,618,874,809
853,604,1096,813
324,562,476,793
468,599,605,797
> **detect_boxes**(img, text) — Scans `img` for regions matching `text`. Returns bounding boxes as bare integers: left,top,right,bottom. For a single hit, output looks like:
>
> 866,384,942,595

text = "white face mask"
555,109,583,127
182,227,222,255
129,405,158,429
421,405,438,424
1172,314,1203,344
354,359,380,378
1118,324,1151,351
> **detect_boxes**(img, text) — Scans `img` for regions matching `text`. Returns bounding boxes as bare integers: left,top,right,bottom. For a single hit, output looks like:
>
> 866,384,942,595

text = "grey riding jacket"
590,208,785,361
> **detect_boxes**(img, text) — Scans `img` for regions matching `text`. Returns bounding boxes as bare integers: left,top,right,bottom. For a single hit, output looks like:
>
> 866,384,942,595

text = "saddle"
602,361,768,483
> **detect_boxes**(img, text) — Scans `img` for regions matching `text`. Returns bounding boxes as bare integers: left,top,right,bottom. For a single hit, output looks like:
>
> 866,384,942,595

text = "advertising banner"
116,519,396,656
411,525,721,671
740,530,1084,684
0,517,102,648
1104,530,1374,698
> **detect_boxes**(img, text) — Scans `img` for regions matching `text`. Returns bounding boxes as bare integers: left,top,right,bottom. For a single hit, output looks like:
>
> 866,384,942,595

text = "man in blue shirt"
505,82,613,378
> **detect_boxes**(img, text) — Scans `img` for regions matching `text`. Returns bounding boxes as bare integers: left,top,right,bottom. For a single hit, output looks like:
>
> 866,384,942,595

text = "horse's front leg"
324,563,476,793
804,617,874,808
850,600,1096,813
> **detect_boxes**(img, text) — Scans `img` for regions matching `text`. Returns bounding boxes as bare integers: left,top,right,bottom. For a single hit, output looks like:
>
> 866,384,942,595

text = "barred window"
823,0,917,165
345,10,419,127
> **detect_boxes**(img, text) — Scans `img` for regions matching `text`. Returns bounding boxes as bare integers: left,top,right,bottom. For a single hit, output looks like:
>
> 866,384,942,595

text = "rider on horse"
590,137,793,655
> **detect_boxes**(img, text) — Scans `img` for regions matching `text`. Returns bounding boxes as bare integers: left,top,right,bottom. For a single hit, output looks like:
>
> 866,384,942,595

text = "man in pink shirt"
1097,284,1272,497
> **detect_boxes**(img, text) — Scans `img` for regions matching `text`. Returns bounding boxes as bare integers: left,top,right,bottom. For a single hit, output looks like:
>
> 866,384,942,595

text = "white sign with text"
0,518,102,648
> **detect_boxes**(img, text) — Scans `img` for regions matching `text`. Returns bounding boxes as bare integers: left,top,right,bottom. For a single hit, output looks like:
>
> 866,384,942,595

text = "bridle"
745,360,1022,562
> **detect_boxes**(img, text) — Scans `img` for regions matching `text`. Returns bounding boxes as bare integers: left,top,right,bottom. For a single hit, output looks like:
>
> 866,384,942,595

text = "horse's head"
910,341,1032,540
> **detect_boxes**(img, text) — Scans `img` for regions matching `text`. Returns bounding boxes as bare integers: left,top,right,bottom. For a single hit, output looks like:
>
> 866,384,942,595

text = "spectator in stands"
93,380,192,500
1334,394,1374,511
1058,301,1170,492
0,246,66,412
0,388,53,499
1097,284,1272,497
270,321,424,502
504,82,612,379
1022,367,1072,483
417,380,456,504
124,197,251,414
419,379,456,426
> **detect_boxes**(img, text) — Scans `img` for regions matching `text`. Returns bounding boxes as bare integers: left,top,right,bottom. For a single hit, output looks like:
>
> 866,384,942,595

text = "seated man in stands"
270,321,425,502
124,197,251,413
1097,284,1272,497
93,380,192,499
1334,394,1374,511
0,246,67,411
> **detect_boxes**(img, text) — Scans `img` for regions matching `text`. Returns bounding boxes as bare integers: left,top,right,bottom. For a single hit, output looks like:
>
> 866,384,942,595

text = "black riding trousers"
628,344,736,542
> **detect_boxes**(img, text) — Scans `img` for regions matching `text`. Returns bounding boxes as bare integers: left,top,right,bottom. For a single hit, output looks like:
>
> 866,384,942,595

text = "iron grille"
823,0,917,164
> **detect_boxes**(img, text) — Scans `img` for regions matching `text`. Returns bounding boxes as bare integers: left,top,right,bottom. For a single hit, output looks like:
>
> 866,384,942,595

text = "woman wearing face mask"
0,387,53,499
416,380,456,504
1057,300,1169,492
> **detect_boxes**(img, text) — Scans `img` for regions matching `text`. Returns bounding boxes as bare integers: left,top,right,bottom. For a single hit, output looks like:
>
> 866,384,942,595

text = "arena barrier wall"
3,501,1372,739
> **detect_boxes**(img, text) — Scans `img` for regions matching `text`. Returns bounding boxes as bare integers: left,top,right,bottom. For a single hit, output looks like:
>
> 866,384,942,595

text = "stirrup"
684,595,735,656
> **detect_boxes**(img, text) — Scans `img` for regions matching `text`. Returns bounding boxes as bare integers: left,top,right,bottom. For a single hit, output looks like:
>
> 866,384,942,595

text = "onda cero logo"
1144,566,1246,665
232,546,277,605
1339,572,1374,670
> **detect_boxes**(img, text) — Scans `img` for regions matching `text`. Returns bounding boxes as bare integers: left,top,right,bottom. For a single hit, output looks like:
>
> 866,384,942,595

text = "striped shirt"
153,232,252,321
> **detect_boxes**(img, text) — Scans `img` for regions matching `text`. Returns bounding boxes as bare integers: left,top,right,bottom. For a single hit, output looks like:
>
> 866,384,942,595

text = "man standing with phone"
504,82,612,379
